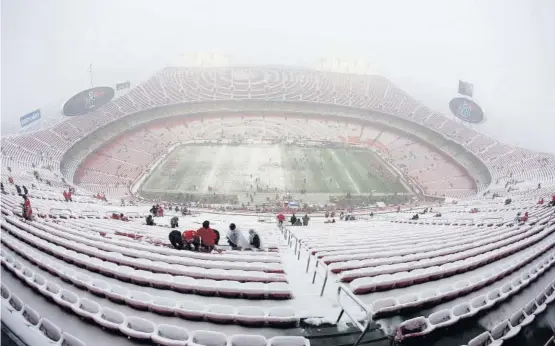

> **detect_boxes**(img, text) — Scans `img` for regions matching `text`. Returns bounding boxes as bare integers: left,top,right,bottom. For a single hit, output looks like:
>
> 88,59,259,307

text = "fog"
1,0,554,154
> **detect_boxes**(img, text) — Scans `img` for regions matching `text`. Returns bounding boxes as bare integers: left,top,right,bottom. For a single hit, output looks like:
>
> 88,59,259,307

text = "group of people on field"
168,220,262,253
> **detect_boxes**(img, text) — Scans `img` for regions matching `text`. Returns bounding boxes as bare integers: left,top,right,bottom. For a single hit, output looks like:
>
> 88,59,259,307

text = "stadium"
1,64,555,346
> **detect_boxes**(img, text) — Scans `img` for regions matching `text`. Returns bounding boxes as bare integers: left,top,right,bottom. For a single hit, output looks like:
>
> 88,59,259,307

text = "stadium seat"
151,324,189,346
119,316,157,340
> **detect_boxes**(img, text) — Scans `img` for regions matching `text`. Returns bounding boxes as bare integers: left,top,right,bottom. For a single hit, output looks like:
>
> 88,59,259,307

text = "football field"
141,144,408,195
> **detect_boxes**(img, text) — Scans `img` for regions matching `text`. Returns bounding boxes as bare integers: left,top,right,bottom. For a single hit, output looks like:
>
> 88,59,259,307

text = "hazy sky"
2,0,554,153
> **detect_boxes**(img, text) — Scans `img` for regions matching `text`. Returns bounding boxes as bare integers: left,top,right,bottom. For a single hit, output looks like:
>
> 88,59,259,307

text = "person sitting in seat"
227,223,248,249
411,214,419,220
0,182,5,194
146,214,155,226
435,212,442,217
538,198,544,205
213,229,220,245
120,213,129,221
196,220,216,252
249,229,262,250
169,230,184,250
294,218,302,226
170,216,179,228
111,213,120,220
182,230,199,251
519,211,529,223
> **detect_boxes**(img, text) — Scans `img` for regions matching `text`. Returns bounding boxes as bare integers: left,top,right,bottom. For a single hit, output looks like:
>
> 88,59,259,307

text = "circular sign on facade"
449,97,485,124
63,87,115,116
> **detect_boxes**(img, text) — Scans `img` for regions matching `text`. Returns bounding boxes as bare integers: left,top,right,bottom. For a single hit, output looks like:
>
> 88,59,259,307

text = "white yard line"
331,149,361,193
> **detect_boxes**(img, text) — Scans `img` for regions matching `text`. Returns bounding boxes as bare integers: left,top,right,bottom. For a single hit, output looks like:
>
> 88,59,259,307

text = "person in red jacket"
182,230,199,251
63,190,68,202
23,195,33,221
67,190,72,202
196,220,216,252
520,211,529,223
277,213,285,226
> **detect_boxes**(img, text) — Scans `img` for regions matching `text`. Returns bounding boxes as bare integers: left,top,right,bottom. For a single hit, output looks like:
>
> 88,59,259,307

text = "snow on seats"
22,305,41,327
205,304,236,324
149,296,177,315
268,336,311,346
467,332,502,346
72,298,101,320
38,318,63,343
266,307,298,328
175,301,205,321
152,324,189,346
189,330,228,346
93,307,127,331
229,334,267,346
236,306,266,327
119,316,157,340
490,319,520,341
125,290,152,310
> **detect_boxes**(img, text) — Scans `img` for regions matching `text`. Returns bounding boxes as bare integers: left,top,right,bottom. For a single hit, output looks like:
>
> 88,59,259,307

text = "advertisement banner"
20,109,41,128
63,87,115,116
116,81,131,90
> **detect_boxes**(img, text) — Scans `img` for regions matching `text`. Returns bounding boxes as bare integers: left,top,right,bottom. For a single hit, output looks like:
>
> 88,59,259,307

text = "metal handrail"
311,258,329,296
336,284,373,346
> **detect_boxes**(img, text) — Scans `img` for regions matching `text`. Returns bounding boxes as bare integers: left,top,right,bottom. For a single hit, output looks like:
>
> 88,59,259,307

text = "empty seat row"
394,274,555,342
29,219,284,273
1,282,86,346
1,280,309,346
0,233,293,304
349,226,555,294
326,224,530,273
368,249,555,317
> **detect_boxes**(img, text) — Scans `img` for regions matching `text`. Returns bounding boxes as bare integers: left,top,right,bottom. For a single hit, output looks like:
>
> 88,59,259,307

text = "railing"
335,284,373,346
481,217,504,226
311,259,329,297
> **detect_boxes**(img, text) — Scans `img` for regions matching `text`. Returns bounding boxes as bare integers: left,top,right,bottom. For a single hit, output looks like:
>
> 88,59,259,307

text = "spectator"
325,211,329,218
249,229,261,249
22,185,28,196
170,216,179,228
411,214,419,220
196,220,216,252
330,211,335,218
120,213,129,221
538,198,544,205
111,213,120,220
302,214,310,226
290,214,297,225
277,213,285,226
1,183,5,194
519,211,529,223
182,230,199,251
227,223,248,249
15,185,22,195
213,229,220,245
168,230,184,250
63,190,69,202
150,205,157,215
68,190,73,202
146,214,155,226
22,195,33,221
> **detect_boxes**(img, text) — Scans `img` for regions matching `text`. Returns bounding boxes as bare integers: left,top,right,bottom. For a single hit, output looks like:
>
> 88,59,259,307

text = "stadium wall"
60,101,491,192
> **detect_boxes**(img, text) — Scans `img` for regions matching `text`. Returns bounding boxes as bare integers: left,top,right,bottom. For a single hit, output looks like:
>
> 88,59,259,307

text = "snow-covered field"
140,144,406,195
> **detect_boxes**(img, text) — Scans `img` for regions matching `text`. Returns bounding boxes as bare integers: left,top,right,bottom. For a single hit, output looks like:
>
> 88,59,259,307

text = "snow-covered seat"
175,300,205,320
470,295,491,311
61,332,87,346
149,296,176,315
22,305,41,326
114,265,136,282
486,288,502,304
88,279,110,296
120,316,156,340
150,273,173,289
205,304,236,323
125,290,152,310
189,330,228,346
54,289,79,309
428,309,458,328
196,279,219,296
509,309,534,327
38,318,63,342
268,336,310,346
98,261,119,276
72,273,92,289
372,298,399,316
20,267,34,282
266,282,291,299
398,294,420,308
218,280,243,298
171,276,196,293
524,299,539,316
94,307,127,331
467,332,502,346
105,285,129,303
266,307,298,327
72,298,101,320
228,334,267,346
452,303,474,319
491,319,521,341
59,267,76,282
242,282,266,299
236,306,266,326
396,317,433,339
152,324,189,346
39,281,61,299
130,269,154,285
544,284,555,304
500,282,513,296
1,282,11,300
535,293,547,314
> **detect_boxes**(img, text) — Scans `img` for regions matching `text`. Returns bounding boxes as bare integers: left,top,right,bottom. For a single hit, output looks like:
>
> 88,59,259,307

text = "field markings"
330,149,361,194
200,145,227,192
